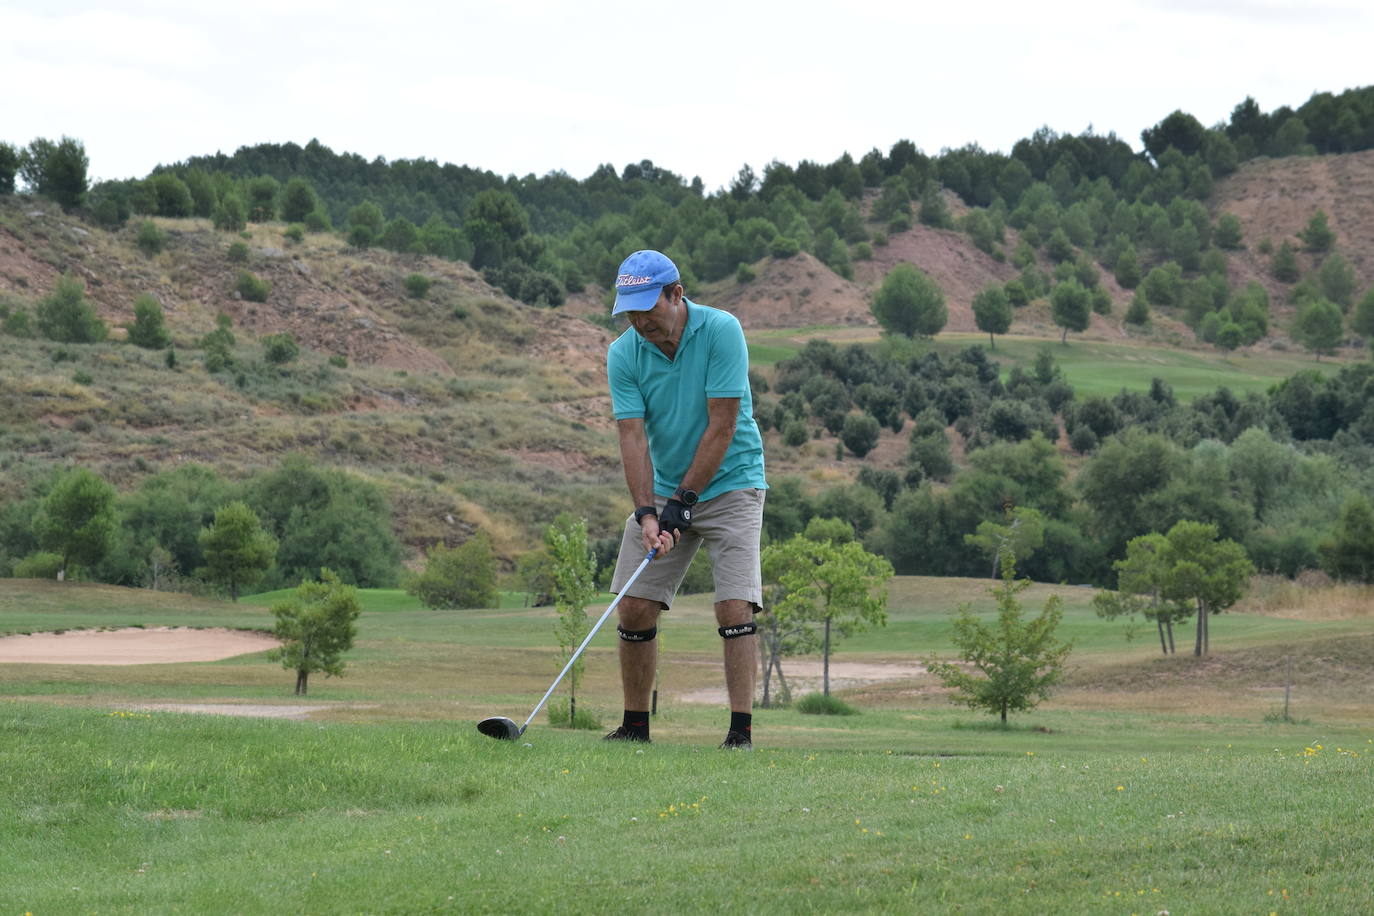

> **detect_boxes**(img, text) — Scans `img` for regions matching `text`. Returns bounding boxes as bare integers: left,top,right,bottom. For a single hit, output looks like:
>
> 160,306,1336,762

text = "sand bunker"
0,627,278,666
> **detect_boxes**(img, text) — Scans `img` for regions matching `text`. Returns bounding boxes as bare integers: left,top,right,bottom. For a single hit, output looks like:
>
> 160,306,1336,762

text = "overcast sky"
3,0,1371,192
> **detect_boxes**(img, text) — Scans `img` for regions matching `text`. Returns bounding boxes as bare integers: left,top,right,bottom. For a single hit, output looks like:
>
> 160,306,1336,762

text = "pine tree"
926,553,1073,723
197,501,277,601
269,569,362,695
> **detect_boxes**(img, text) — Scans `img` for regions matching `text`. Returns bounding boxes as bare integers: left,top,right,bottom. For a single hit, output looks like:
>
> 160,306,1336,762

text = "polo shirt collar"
638,298,702,361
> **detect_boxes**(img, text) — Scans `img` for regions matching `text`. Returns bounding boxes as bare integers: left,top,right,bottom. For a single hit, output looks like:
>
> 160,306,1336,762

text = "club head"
477,716,523,740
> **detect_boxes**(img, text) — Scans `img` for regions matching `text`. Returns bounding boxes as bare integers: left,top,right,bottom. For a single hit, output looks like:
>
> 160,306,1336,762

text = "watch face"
677,488,698,505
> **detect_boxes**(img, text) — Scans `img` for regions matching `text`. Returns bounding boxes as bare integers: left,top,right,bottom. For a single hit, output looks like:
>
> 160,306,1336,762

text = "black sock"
622,710,650,740
729,711,752,737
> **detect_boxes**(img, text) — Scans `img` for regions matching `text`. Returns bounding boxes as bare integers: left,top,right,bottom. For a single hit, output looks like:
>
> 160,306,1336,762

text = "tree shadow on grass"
949,718,1056,733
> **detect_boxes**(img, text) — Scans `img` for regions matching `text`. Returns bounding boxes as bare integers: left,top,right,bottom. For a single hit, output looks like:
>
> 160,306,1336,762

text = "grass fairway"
2,577,1372,912
3,704,1371,914
748,328,1341,402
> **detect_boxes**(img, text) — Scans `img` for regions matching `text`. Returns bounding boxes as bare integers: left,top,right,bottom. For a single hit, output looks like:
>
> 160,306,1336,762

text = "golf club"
477,548,657,740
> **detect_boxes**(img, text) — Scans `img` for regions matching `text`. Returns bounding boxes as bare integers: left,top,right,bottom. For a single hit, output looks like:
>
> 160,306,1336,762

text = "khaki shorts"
610,488,766,609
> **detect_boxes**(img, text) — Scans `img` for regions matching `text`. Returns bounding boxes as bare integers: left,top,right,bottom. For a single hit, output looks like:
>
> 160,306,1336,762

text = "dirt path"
0,627,278,665
676,659,930,704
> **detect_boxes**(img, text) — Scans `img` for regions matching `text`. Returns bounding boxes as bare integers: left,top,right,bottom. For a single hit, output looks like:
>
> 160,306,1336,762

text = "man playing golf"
604,249,767,749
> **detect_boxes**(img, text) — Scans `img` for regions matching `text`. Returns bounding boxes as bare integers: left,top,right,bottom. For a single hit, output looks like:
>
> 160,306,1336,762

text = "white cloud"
2,0,1371,187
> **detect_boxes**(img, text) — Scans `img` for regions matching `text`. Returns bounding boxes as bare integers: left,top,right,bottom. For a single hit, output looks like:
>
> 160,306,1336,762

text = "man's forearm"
617,421,657,506
678,407,737,494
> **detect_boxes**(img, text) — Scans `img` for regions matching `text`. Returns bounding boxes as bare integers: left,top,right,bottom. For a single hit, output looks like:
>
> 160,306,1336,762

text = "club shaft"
521,549,656,732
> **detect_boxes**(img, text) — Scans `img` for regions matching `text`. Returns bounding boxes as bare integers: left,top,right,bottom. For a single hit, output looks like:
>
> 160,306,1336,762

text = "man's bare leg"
716,599,756,714
616,596,661,714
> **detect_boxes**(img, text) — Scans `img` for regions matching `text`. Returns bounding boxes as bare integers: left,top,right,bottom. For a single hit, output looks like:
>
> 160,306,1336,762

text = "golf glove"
657,498,693,538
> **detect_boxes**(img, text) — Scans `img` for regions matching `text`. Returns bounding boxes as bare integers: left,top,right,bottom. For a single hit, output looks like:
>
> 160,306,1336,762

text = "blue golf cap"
613,250,679,315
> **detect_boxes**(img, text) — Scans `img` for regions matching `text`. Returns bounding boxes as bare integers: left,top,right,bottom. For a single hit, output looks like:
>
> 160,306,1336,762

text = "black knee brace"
617,625,657,642
718,621,757,639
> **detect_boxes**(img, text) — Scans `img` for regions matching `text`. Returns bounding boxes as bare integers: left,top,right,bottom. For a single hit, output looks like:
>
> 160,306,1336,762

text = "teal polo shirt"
608,300,767,502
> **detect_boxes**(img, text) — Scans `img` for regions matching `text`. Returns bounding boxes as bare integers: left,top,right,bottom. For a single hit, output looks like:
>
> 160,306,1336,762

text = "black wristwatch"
634,505,659,525
673,487,699,506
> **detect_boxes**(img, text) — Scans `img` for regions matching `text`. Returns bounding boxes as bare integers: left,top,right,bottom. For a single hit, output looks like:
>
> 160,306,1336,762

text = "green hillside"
4,87,1374,599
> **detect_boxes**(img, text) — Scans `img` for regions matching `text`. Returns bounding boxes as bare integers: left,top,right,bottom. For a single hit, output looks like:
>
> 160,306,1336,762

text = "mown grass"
243,587,531,612
2,576,1373,911
748,328,1343,401
2,702,1370,914
3,576,1370,725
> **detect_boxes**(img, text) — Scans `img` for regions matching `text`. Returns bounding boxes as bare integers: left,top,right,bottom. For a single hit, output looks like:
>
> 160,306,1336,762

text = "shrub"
841,413,881,458
853,241,873,261
378,217,419,253
1,305,34,338
127,294,171,349
1214,213,1244,249
36,274,106,343
245,176,279,222
262,333,300,365
200,313,236,372
770,236,801,258
347,224,374,249
796,692,859,715
72,370,93,386
348,200,385,234
226,241,249,263
1045,227,1075,263
1318,253,1357,309
404,273,433,299
135,220,166,256
546,699,602,730
1124,292,1150,326
14,552,64,579
304,209,332,232
1292,298,1344,358
1113,247,1141,289
407,533,499,609
1299,210,1334,252
283,224,305,244
0,141,18,195
91,196,124,228
279,177,319,223
1352,289,1374,338
1142,262,1183,306
328,354,348,368
1215,320,1245,352
144,173,193,217
1004,279,1029,307
212,194,247,232
1271,241,1300,283
782,419,809,447
918,183,952,228
235,270,270,303
735,262,756,283
1068,424,1098,454
1090,286,1112,316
